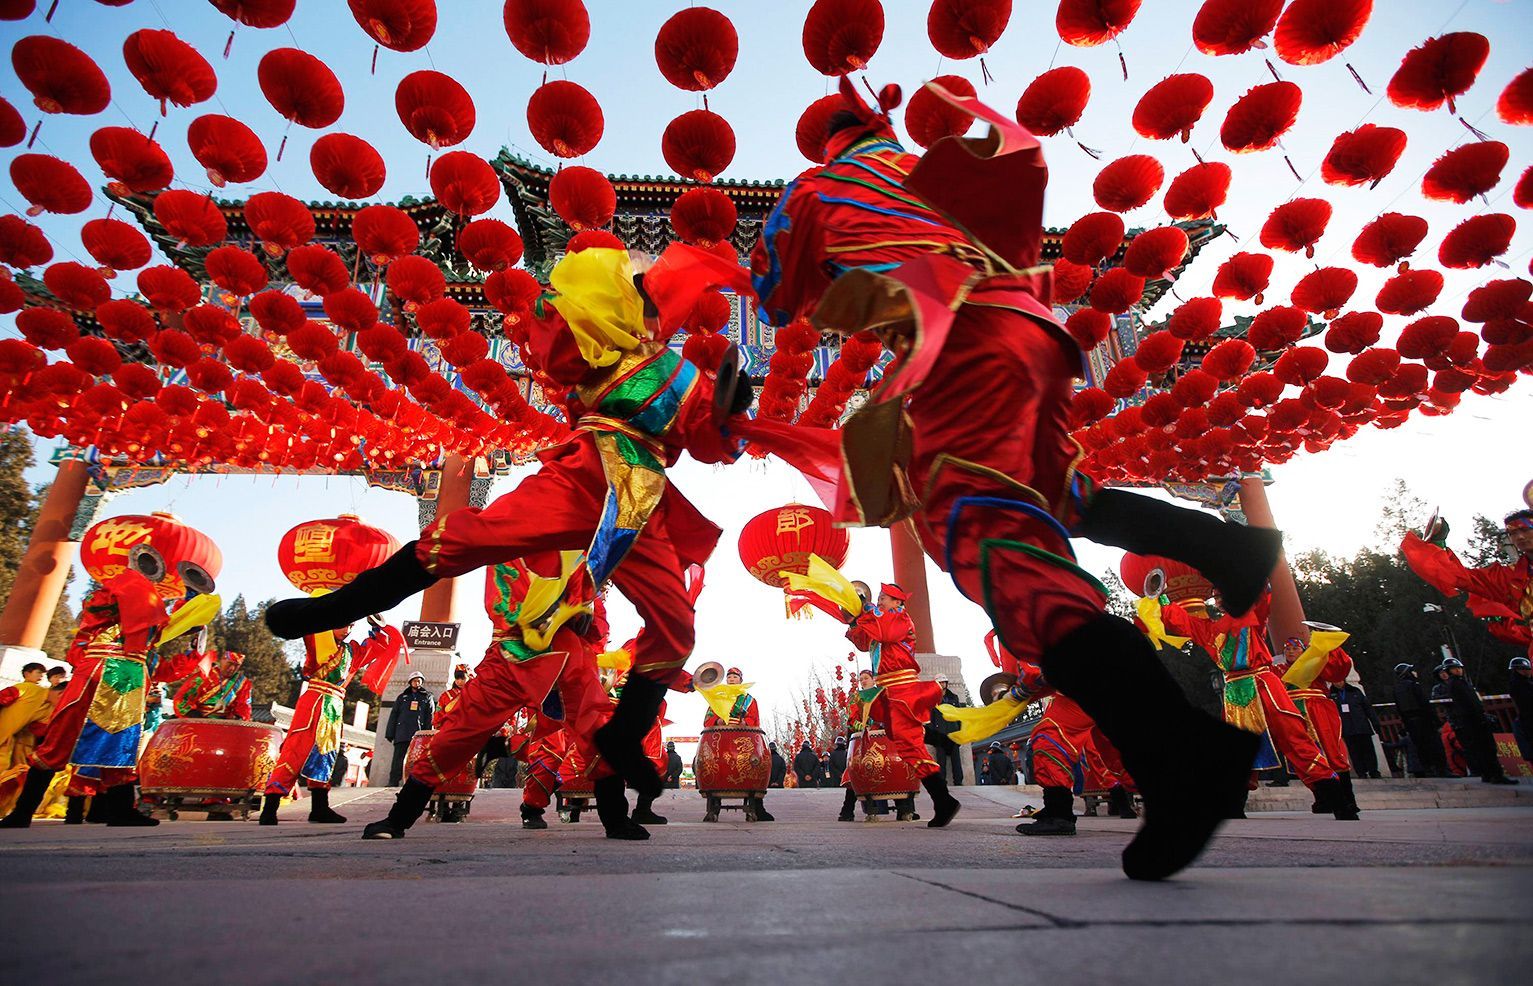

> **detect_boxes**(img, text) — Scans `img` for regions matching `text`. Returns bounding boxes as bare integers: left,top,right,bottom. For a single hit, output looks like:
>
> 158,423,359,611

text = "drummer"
701,668,760,728
172,652,252,721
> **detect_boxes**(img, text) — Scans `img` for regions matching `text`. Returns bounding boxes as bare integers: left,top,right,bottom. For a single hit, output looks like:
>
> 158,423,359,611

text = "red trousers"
522,734,567,811
907,309,1103,667
265,686,334,795
1291,687,1351,773
884,681,942,780
1252,672,1335,787
415,435,700,688
410,634,610,789
1030,695,1094,790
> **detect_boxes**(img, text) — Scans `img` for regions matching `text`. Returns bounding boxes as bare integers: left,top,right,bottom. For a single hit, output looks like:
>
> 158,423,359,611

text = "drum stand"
555,791,591,822
701,790,765,822
140,790,261,821
425,793,472,823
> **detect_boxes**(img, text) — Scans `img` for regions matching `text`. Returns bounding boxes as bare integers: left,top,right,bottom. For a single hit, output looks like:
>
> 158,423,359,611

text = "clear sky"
3,2,1531,740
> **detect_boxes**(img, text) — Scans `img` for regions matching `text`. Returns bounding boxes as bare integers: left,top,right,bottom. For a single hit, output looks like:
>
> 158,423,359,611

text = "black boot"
838,787,857,821
922,773,961,828
0,768,56,829
594,775,648,840
521,804,548,829
102,784,158,827
631,792,668,825
265,543,438,639
86,793,107,823
1018,786,1076,836
1313,776,1359,820
1040,615,1259,881
751,797,775,822
65,795,86,825
1108,785,1138,819
258,793,282,826
593,674,666,799
362,778,434,839
1228,785,1250,820
1337,773,1360,817
1074,489,1283,617
308,787,346,824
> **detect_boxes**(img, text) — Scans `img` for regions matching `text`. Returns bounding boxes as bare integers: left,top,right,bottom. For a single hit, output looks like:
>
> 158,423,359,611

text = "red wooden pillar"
1239,475,1307,652
0,458,90,653
890,518,936,653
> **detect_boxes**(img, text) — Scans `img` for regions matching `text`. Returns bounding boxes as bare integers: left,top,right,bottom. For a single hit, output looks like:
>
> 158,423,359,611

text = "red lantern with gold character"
277,514,400,593
80,511,223,600
737,504,849,588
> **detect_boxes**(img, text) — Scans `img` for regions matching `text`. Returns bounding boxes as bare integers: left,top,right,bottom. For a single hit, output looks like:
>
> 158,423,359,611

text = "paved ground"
2,784,1529,985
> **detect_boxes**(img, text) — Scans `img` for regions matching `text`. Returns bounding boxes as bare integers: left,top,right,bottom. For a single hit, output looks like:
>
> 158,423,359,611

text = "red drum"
139,717,282,796
846,728,919,799
695,725,770,797
403,729,477,799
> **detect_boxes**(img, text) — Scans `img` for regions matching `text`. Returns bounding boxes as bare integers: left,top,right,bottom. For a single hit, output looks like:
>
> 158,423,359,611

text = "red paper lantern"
10,154,91,216
88,127,174,194
44,262,111,310
153,189,228,247
548,166,615,231
929,0,1011,60
670,187,737,246
284,245,351,296
456,219,523,272
387,255,446,309
1056,0,1142,48
1192,0,1282,56
1212,252,1273,303
1272,347,1328,386
1345,348,1400,386
1274,0,1372,66
244,191,315,254
11,36,110,116
802,0,884,76
1247,306,1307,351
1051,258,1093,304
1015,66,1090,136
310,133,386,199
1093,154,1163,212
1062,211,1125,266
1066,307,1112,349
80,511,222,601
138,265,202,313
349,0,438,53
395,70,475,149
429,151,501,217
15,308,77,349
1498,68,1533,125
1290,267,1357,318
353,204,420,264
484,268,542,315
527,80,603,158
1438,214,1514,270
1387,32,1489,114
1168,297,1222,340
1351,213,1428,269
0,96,25,147
187,114,267,187
210,1,296,29
1325,311,1383,354
795,95,844,163
655,6,738,91
80,218,152,274
122,29,217,115
277,514,399,594
662,110,735,182
1119,552,1214,602
1103,359,1148,398
738,504,850,588
1122,226,1188,279
904,74,977,148
1376,269,1443,316
1132,74,1214,142
1090,267,1145,314
1397,316,1458,359
1421,141,1508,204
258,48,344,129
1221,82,1300,153
1321,124,1406,188
1203,338,1256,380
96,300,158,344
250,290,305,336
503,0,590,66
204,245,269,297
1461,279,1532,324
1260,198,1331,257
1163,162,1231,220
1131,330,1184,374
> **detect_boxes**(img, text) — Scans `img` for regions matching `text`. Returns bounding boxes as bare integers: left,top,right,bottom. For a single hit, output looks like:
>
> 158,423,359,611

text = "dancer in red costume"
267,248,750,839
1402,510,1533,660
172,652,252,721
1281,637,1361,814
700,666,774,821
749,78,1278,878
435,664,472,728
260,620,402,825
844,583,953,822
1150,596,1353,819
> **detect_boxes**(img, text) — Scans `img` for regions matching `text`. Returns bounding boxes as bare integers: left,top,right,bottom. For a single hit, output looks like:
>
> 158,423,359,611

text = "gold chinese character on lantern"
292,525,337,562
775,508,815,537
88,518,153,558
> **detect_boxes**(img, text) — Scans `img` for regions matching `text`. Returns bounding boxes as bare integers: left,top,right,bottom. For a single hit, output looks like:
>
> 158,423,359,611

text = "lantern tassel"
371,44,379,75
26,119,40,149
147,120,158,143
1266,58,1283,83
1346,63,1370,93
1459,116,1490,141
1117,45,1128,81
45,0,58,21
980,56,993,86
1283,154,1301,182
277,132,288,162
224,29,235,60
